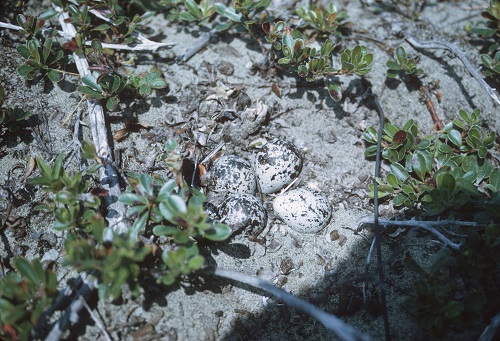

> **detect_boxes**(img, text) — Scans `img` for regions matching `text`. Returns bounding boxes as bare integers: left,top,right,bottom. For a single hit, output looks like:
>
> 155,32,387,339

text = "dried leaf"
113,126,129,141
271,82,281,98
25,157,36,179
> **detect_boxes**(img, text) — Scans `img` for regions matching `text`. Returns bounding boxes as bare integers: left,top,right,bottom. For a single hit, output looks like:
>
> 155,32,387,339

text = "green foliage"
27,153,106,236
19,151,230,304
340,45,374,76
0,85,31,132
403,195,500,337
118,174,231,285
176,0,217,24
128,67,168,96
16,38,64,82
65,1,146,45
16,14,46,39
386,46,423,78
214,0,272,32
0,258,58,341
161,139,182,173
480,51,500,76
157,1,371,102
363,109,497,215
263,21,372,101
77,40,167,110
120,174,231,242
78,73,128,111
403,249,489,337
63,232,151,300
470,0,500,77
296,3,346,34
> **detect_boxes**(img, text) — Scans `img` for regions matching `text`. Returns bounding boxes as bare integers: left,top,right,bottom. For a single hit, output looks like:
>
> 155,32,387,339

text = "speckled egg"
203,155,256,194
220,193,267,235
273,188,332,233
254,140,303,194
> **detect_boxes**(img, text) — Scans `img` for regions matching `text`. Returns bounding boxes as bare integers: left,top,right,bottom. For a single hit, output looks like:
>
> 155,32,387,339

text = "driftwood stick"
406,36,500,105
56,5,129,237
0,21,174,52
210,267,372,341
44,274,97,341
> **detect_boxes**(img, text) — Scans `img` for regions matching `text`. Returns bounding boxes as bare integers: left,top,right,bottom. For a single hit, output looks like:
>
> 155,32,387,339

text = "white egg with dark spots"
273,188,332,233
254,140,303,194
204,155,256,194
220,193,267,235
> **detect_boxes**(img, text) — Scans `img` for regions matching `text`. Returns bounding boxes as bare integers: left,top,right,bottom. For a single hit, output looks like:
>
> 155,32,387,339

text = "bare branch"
357,216,477,251
210,267,372,341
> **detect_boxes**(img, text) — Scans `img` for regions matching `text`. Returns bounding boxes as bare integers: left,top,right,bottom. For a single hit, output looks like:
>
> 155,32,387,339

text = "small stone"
330,230,340,241
218,61,234,76
279,257,294,275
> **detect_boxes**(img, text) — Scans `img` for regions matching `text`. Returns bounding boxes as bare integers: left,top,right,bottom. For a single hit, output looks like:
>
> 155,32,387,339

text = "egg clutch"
201,139,333,236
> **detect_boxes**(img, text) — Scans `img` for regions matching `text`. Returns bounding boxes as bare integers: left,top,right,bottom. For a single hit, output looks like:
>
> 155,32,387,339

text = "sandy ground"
0,0,498,340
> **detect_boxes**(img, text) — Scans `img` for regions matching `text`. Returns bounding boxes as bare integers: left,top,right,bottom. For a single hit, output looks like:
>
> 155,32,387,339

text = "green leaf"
17,64,35,77
78,86,103,99
387,173,398,187
204,223,232,241
28,39,40,62
148,77,166,89
487,169,500,192
106,96,119,111
167,195,187,214
81,75,102,91
448,129,462,147
17,44,31,59
81,140,97,159
119,193,148,205
395,46,406,65
52,153,64,179
153,224,179,236
109,75,122,94
47,69,63,82
393,193,407,206
184,0,201,17
14,257,39,284
130,212,148,239
91,24,111,32
326,79,342,101
456,177,481,197
179,11,198,21
386,60,401,70
126,204,149,217
221,6,243,22
411,153,427,182
42,38,53,63
390,163,410,183
437,173,456,192
158,179,177,200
